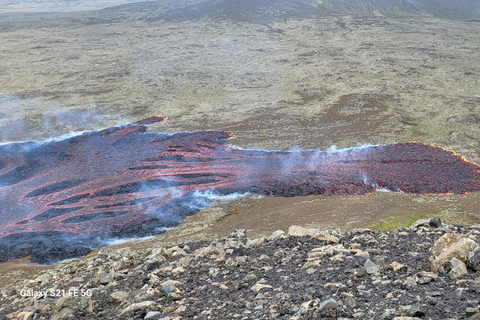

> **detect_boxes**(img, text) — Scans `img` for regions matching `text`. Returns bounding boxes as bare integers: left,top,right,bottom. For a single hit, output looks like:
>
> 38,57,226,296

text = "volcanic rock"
17,311,34,320
121,301,156,314
54,296,93,319
99,277,112,285
390,261,406,271
364,259,379,274
430,234,477,273
416,271,437,284
3,223,480,319
145,311,162,319
431,233,462,257
251,282,272,292
466,307,480,316
247,237,266,247
161,280,179,294
429,218,442,228
410,219,431,230
449,257,468,278
314,232,340,244
288,225,320,237
268,230,286,241
318,298,339,311
110,291,129,303
468,245,480,271
409,302,425,317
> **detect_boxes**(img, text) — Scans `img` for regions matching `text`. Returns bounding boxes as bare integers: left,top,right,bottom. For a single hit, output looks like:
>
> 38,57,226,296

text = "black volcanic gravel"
2,223,480,320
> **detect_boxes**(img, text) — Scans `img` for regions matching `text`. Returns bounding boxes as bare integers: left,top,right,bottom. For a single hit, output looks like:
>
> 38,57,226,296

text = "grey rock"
54,296,93,319
468,245,480,271
449,257,468,278
228,229,247,239
410,219,430,229
466,307,480,316
167,292,182,301
429,218,442,228
364,259,379,274
110,291,129,303
318,298,339,311
144,311,162,319
409,302,425,317
381,308,398,320
1,287,15,297
99,277,112,285
268,230,287,241
425,296,438,305
404,276,418,288
474,277,480,293
161,280,177,294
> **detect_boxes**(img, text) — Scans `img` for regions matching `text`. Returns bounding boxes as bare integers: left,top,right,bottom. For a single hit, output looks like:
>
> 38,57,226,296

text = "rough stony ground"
3,220,480,319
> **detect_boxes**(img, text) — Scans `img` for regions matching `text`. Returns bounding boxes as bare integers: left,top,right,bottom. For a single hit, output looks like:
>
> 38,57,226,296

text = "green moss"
369,212,439,231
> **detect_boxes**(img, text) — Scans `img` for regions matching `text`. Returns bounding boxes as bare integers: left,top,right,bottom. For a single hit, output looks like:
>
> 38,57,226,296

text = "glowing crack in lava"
1,116,480,263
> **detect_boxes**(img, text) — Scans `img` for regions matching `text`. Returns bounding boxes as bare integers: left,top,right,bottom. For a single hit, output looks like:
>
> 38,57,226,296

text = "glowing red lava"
1,116,479,263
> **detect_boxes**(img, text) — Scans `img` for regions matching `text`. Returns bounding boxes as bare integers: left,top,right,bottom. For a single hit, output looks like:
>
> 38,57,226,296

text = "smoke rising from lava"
1,116,480,263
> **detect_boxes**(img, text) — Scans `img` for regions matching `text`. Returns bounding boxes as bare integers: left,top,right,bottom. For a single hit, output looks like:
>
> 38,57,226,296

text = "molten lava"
1,116,479,263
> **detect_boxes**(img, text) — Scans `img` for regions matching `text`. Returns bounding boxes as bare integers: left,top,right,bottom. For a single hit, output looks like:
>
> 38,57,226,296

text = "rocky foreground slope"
3,219,480,319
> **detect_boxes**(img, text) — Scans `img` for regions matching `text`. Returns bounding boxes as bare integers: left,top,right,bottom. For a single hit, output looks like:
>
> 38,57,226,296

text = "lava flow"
1,116,480,263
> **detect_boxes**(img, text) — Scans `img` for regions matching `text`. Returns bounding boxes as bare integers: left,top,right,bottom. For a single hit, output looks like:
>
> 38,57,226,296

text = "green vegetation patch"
369,212,443,231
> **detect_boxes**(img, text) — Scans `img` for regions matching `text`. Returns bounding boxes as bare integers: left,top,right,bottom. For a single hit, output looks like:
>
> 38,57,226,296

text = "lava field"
1,116,480,263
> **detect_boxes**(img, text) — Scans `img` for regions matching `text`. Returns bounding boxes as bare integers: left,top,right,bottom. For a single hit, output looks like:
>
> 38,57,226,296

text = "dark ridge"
159,0,321,22
109,217,179,238
90,179,184,198
95,196,156,209
0,231,94,264
152,0,480,22
33,207,84,221
144,154,186,162
128,165,170,170
0,159,44,186
173,173,230,179
0,160,5,171
48,194,90,206
25,179,86,197
63,210,129,223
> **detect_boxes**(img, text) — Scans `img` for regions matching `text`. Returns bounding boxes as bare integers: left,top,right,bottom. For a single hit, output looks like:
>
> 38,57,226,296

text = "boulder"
430,234,476,273
288,225,320,237
432,234,460,256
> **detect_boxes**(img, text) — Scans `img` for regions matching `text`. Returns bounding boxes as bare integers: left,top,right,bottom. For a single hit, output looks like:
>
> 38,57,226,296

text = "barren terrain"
1,0,480,288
